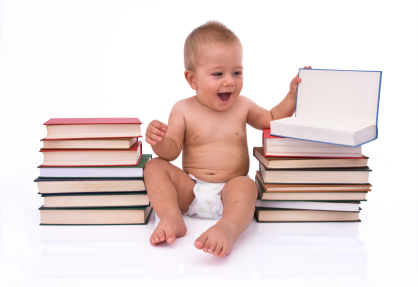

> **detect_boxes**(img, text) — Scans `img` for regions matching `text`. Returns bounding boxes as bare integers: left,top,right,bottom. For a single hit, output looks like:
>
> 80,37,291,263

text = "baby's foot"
194,219,239,258
150,211,187,245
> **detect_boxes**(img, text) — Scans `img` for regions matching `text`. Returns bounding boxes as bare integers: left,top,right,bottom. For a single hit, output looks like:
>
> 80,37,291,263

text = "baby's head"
184,21,243,111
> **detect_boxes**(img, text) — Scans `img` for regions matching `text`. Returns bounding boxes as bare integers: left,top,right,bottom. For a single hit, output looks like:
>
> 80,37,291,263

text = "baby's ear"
184,70,198,90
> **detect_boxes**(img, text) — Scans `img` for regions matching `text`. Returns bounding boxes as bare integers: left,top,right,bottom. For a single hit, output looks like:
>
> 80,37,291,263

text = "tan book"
42,193,149,207
254,147,368,169
256,176,368,201
255,208,360,222
39,206,152,225
44,118,142,139
256,171,371,192
35,178,145,194
42,137,138,150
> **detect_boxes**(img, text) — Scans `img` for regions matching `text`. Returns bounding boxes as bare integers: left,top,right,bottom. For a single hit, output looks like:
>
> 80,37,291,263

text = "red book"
40,141,142,167
262,129,363,158
43,118,142,139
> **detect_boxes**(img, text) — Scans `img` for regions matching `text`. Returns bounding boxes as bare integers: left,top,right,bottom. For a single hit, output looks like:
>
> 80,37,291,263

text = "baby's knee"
144,157,169,174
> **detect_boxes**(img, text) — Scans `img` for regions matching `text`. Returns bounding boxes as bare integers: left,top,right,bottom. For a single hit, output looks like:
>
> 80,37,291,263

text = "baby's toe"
156,229,166,242
213,243,223,256
164,225,176,244
203,237,216,253
194,233,208,250
218,243,230,258
150,231,160,245
207,241,217,254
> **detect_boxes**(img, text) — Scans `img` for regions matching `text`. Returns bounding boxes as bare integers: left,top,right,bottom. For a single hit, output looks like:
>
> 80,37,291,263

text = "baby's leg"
194,176,257,257
144,157,195,245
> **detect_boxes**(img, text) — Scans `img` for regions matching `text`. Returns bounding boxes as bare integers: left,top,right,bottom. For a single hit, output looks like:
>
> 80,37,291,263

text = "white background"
0,0,417,286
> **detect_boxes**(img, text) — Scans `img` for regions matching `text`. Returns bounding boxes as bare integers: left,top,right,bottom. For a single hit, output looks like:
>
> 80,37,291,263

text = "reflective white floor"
1,177,417,287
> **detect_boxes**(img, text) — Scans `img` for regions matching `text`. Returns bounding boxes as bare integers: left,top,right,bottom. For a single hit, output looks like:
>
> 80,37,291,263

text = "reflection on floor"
36,211,367,279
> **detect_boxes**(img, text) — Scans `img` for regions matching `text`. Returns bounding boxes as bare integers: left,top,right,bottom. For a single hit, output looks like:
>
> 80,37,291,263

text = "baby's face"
192,44,243,111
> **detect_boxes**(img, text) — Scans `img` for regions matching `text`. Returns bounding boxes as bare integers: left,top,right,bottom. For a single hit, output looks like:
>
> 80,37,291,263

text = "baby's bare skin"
144,43,310,257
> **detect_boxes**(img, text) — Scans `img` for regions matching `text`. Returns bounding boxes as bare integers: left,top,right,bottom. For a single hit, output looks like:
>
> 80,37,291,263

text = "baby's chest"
184,112,247,145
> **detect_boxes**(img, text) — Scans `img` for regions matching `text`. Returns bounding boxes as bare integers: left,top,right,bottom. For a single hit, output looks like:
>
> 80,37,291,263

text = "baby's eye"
212,72,223,76
233,71,243,76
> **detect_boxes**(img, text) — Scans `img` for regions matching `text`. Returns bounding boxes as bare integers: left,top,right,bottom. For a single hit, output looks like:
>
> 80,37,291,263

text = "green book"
39,205,153,225
255,207,360,223
37,154,152,179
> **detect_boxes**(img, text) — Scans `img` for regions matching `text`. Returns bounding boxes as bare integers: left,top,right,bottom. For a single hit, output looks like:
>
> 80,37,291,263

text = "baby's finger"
148,124,165,137
151,120,167,132
146,131,163,144
160,122,168,132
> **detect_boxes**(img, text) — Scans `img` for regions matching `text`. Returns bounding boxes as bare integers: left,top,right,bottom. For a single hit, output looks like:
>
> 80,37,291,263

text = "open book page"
274,117,373,133
296,69,381,125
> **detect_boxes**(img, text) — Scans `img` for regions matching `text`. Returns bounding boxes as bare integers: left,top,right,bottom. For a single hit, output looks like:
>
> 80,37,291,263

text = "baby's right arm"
145,101,186,161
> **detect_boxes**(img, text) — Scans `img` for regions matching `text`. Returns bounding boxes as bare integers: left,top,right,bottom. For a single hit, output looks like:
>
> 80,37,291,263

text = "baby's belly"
182,143,250,183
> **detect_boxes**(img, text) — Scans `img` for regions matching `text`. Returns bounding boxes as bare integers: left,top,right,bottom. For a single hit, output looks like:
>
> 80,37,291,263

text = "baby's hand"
146,120,168,146
289,66,311,96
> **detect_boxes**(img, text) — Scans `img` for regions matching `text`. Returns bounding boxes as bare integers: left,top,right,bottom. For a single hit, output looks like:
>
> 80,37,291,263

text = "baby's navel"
207,173,215,175
235,132,239,135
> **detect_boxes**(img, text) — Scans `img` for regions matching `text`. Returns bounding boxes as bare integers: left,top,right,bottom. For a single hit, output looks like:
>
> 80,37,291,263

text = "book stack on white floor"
253,68,382,223
35,118,153,225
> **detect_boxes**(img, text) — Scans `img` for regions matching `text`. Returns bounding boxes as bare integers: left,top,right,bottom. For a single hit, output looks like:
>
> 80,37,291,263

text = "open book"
271,69,382,146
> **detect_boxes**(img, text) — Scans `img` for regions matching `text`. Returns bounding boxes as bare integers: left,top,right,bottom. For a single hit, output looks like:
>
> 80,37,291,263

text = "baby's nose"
222,75,234,86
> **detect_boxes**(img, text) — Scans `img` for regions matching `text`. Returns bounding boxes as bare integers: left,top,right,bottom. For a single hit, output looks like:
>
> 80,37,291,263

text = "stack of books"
253,130,371,222
253,68,381,223
35,118,153,225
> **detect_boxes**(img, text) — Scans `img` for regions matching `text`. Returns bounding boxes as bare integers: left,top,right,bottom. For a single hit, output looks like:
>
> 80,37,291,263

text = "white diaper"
185,174,226,219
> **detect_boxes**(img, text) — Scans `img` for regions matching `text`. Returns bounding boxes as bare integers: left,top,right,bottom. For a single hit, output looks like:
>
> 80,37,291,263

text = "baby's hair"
184,20,242,71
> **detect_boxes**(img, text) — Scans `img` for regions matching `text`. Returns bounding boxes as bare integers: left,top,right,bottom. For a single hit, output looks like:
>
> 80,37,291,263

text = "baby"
144,20,310,257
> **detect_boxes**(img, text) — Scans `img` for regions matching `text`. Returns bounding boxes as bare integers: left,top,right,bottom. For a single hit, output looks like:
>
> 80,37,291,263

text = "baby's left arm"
246,66,311,130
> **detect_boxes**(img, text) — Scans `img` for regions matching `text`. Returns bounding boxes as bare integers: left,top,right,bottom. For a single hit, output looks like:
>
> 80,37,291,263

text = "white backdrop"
0,0,417,286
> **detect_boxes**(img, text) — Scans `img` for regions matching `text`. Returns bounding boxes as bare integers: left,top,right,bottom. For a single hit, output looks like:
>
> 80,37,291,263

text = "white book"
271,69,382,146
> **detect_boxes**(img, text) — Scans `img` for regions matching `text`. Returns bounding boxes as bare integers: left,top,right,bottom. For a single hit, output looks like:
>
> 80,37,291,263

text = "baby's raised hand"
289,66,311,96
146,120,168,146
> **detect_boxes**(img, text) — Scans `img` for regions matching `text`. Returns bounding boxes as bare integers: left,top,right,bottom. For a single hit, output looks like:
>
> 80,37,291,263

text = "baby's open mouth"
217,93,231,101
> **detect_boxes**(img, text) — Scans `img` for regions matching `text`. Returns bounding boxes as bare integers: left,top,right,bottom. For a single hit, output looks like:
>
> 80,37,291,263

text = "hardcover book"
260,163,371,184
44,118,142,139
40,141,142,167
254,147,368,169
256,176,368,201
255,207,360,222
41,137,139,149
35,177,146,194
270,69,382,146
255,171,371,192
39,205,153,225
38,154,151,178
42,192,149,207
262,130,362,158
255,199,361,212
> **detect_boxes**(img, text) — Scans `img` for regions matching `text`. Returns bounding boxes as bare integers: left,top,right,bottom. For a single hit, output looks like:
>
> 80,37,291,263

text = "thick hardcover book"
35,177,146,194
254,147,368,169
38,154,151,178
41,192,149,207
255,207,360,222
39,205,153,225
260,162,371,184
262,130,362,158
40,141,142,167
270,69,382,146
41,137,139,150
255,199,361,212
256,176,368,201
255,171,371,192
44,118,142,139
